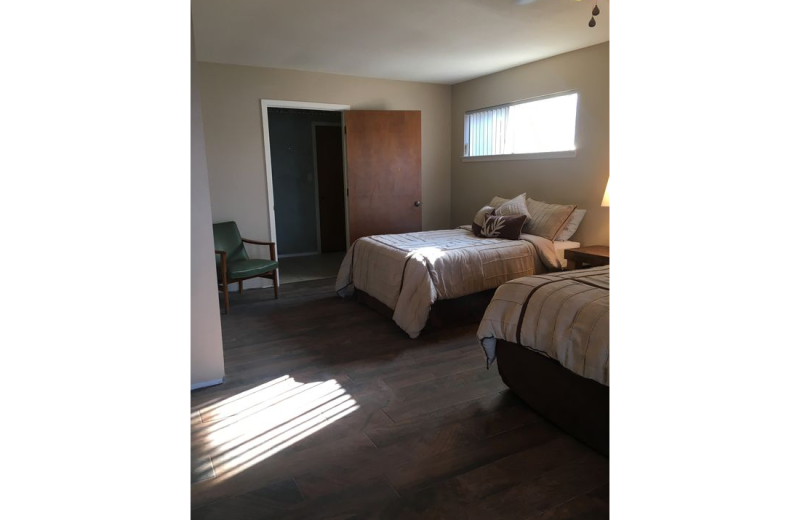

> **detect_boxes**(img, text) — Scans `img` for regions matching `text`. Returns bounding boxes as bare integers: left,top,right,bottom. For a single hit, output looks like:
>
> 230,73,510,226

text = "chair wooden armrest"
241,238,275,246
242,238,277,261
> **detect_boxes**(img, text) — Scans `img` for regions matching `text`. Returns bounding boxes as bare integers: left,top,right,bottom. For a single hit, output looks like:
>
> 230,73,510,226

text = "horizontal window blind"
463,92,578,157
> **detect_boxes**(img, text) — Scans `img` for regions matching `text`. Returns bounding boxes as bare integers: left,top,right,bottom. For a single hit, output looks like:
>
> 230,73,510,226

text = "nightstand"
564,245,610,270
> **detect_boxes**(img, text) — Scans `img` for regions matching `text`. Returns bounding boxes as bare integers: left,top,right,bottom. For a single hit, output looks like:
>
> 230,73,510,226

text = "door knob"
414,200,421,207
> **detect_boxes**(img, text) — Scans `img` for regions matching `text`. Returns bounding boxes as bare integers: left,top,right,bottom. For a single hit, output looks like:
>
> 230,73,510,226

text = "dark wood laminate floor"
191,278,609,519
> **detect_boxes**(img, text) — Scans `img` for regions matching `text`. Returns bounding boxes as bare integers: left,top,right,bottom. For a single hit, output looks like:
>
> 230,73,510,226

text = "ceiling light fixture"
517,0,604,29
588,1,601,28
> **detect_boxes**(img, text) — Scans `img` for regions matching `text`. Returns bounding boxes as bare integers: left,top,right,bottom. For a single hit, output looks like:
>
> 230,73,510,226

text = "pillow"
476,214,527,240
472,205,495,236
555,209,586,241
488,196,508,209
494,193,530,220
524,198,577,240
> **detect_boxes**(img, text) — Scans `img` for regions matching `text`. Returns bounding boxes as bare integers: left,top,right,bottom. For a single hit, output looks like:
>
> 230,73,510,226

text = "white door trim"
260,100,350,259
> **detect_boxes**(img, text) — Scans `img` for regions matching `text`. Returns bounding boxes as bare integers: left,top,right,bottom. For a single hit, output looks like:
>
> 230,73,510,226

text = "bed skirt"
496,339,609,455
354,288,496,333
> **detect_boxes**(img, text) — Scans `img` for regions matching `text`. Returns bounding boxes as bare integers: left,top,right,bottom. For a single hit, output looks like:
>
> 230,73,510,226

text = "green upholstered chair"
213,221,279,313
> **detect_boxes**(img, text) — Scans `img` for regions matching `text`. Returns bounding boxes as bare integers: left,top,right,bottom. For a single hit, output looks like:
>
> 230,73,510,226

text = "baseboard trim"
279,251,318,258
191,377,225,391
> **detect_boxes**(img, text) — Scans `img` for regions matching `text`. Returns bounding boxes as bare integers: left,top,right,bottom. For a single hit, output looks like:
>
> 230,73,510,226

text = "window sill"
461,150,576,162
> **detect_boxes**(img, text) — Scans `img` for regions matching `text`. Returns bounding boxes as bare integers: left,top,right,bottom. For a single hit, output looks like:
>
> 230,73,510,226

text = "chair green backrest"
213,222,250,268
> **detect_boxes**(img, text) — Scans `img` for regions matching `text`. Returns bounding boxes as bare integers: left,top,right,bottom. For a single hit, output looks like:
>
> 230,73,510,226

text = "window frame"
461,90,579,162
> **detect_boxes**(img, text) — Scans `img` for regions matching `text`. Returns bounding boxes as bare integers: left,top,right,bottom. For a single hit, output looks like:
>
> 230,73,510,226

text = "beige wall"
450,42,609,245
192,38,225,388
198,42,607,281
198,63,452,288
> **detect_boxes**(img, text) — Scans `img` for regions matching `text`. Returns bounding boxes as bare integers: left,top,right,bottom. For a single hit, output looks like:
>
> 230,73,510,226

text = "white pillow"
488,196,508,208
524,198,577,240
494,193,530,220
555,209,586,241
473,205,495,226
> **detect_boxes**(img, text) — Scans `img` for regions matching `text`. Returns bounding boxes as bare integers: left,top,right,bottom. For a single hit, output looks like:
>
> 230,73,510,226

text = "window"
463,92,578,160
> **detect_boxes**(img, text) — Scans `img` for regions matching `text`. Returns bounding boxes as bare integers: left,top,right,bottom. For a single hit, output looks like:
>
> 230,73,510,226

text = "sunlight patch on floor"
192,376,358,483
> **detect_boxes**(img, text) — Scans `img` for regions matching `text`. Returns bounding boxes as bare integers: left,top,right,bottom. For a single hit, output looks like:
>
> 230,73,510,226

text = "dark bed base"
496,339,609,455
354,288,496,332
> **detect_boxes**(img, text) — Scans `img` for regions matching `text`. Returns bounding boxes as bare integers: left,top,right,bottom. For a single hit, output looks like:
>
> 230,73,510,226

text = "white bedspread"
335,227,561,338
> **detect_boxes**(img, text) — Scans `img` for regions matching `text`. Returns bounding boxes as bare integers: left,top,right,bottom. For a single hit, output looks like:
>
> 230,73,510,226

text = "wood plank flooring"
191,278,609,519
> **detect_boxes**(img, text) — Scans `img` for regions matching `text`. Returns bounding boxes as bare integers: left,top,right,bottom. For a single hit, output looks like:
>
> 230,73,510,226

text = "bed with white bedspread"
335,227,563,338
477,265,610,386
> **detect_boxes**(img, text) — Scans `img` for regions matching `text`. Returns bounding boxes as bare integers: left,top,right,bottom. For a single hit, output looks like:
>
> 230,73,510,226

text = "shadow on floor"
279,251,346,284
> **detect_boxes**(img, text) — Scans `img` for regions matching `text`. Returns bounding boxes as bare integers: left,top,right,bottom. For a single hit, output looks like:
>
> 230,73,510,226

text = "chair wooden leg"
218,251,230,314
238,280,243,294
273,271,279,299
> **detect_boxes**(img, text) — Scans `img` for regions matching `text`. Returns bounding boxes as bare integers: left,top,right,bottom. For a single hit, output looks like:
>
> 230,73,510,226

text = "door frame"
311,121,345,254
260,100,350,256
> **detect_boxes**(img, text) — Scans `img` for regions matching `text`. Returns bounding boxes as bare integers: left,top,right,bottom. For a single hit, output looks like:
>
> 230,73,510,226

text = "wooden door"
315,125,347,252
344,110,421,243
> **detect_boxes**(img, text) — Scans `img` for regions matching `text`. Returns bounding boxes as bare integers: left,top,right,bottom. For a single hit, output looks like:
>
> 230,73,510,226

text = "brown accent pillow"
472,205,495,236
476,214,526,240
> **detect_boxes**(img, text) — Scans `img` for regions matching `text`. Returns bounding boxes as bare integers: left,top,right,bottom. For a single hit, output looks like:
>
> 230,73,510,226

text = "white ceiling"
192,0,609,85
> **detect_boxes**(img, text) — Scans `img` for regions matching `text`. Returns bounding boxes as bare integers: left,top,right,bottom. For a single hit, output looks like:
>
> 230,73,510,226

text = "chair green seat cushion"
227,259,278,279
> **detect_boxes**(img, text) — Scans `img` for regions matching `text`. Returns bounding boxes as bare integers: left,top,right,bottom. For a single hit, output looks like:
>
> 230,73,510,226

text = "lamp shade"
601,178,610,207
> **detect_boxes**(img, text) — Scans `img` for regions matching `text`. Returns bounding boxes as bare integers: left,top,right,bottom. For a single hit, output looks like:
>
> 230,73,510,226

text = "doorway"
266,107,347,283
261,100,423,287
313,123,347,252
